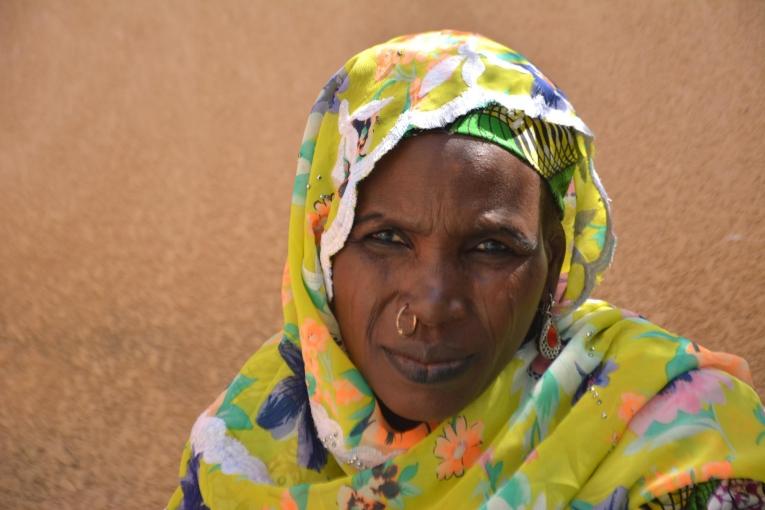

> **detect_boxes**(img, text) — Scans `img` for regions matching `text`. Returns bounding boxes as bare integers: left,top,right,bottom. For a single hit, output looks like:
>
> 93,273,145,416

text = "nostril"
411,296,469,329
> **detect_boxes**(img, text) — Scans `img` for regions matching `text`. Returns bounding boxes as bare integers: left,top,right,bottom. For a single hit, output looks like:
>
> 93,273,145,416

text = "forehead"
356,132,544,222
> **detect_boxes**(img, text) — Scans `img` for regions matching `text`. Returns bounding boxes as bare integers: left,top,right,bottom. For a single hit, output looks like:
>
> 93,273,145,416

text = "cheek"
330,248,390,357
479,257,548,349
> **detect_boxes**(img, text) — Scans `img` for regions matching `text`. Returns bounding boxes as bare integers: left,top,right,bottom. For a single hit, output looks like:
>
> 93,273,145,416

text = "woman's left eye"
474,239,509,253
369,230,405,245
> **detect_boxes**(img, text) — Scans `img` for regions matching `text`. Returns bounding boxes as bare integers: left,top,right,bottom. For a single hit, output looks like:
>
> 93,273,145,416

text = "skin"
330,132,565,428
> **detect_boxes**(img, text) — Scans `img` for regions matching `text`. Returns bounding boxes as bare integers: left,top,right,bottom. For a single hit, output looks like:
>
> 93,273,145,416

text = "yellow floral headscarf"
168,31,765,509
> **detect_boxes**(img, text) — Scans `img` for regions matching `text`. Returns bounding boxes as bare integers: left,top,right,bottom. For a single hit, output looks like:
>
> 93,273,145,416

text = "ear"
541,193,566,299
544,221,566,297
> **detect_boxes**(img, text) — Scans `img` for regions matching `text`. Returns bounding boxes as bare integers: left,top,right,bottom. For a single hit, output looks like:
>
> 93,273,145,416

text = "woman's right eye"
368,230,406,245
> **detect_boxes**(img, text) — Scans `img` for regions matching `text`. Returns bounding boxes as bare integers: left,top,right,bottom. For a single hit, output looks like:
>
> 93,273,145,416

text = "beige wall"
1,1,763,507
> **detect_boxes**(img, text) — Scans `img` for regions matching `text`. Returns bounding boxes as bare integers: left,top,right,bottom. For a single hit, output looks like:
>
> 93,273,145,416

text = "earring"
395,304,418,337
538,294,562,360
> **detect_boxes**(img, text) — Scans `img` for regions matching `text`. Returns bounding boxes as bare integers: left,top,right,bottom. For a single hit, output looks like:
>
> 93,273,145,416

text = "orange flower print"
690,343,752,385
370,417,429,450
701,460,732,480
644,469,693,498
307,195,333,245
407,59,440,107
375,48,398,81
375,47,429,82
408,77,422,105
303,354,319,379
333,379,362,405
279,490,299,510
300,318,329,354
434,416,484,480
300,318,330,380
618,392,647,422
644,461,733,498
280,262,292,307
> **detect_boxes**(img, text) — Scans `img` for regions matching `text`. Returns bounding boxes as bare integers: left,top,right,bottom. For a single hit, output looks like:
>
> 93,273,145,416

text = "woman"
168,31,765,509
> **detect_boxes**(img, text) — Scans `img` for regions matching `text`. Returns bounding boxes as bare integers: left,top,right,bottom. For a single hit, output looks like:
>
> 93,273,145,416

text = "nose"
404,257,469,329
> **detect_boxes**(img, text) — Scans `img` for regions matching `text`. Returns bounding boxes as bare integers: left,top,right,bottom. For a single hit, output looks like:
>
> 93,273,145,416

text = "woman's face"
331,132,563,425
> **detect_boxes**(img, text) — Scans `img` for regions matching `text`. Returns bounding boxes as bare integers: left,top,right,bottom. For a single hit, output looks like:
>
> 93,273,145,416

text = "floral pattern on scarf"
168,31,765,510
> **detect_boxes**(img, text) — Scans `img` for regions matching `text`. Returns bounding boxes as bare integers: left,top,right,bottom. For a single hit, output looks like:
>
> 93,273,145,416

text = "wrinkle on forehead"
354,133,544,240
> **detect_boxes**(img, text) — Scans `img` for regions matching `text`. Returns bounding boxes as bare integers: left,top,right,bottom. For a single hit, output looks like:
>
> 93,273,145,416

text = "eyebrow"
354,212,386,226
354,211,538,252
481,224,538,252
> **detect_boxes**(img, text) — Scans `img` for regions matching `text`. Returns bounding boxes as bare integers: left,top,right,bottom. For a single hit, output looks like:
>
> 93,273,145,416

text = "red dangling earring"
538,295,562,360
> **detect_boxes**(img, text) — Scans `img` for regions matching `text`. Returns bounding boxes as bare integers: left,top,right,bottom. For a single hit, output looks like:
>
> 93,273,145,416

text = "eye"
368,229,406,245
474,239,509,253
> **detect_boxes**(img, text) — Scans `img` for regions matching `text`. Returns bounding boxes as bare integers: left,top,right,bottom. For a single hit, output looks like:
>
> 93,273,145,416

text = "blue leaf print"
180,451,210,510
518,63,566,109
256,375,305,439
297,406,327,471
572,360,618,405
312,68,349,114
255,337,327,471
279,339,305,377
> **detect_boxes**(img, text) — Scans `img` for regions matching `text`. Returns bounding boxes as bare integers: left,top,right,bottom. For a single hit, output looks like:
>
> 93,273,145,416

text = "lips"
382,346,474,384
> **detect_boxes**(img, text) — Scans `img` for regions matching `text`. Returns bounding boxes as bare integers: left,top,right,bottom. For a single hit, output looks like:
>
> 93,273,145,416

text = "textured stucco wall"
1,1,763,507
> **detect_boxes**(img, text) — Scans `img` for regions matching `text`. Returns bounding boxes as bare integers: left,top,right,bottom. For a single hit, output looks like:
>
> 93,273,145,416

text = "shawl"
168,31,765,509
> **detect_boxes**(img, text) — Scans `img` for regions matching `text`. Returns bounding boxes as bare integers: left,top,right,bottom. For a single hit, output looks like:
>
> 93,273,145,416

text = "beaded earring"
538,294,562,360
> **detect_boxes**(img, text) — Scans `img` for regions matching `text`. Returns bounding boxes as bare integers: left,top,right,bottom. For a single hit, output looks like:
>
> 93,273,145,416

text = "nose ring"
396,304,418,337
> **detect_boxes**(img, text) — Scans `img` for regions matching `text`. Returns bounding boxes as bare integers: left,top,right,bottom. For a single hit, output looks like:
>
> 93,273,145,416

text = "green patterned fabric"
449,103,579,211
640,480,719,509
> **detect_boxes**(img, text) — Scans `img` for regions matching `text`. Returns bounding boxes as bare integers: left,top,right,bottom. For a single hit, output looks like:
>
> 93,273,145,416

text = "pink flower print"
629,370,732,436
524,448,539,463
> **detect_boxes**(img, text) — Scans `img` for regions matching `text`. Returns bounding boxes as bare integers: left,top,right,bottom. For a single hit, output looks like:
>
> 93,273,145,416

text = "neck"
378,397,422,432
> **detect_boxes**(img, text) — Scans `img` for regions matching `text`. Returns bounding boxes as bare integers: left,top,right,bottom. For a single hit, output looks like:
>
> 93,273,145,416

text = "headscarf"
168,31,765,509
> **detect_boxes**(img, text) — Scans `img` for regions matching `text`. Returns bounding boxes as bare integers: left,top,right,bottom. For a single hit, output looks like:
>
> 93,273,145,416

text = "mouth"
382,346,474,384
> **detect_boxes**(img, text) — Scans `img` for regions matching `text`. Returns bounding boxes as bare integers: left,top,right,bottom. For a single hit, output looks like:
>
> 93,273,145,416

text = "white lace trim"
190,413,273,484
